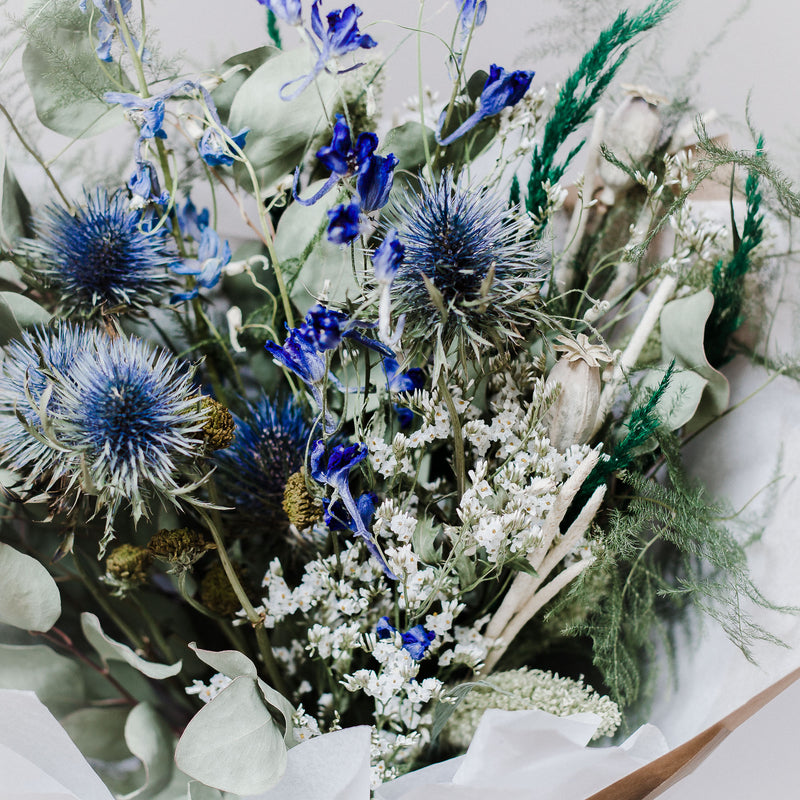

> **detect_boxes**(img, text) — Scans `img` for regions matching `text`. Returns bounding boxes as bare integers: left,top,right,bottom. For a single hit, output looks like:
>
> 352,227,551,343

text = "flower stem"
0,101,74,213
437,372,465,499
197,507,288,696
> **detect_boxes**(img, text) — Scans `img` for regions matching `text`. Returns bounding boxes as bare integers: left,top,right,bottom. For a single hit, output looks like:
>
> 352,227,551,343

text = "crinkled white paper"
375,709,667,800
0,689,114,800
245,724,371,800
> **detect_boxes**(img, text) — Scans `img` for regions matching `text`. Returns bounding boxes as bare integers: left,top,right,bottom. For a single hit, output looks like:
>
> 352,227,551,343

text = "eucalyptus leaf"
636,366,709,434
61,706,132,762
0,542,61,631
82,613,182,680
175,676,287,794
0,292,52,346
257,678,297,747
430,681,493,742
189,642,257,679
0,643,86,717
21,1,128,138
381,122,436,172
228,47,338,190
0,152,33,247
186,782,224,800
122,703,174,799
412,518,442,564
212,46,279,123
659,288,730,429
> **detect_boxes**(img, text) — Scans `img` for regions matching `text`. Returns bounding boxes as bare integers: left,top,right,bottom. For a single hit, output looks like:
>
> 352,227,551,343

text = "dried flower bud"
282,468,322,530
199,396,236,451
103,544,151,596
598,87,664,206
201,563,244,617
148,527,215,573
544,334,612,451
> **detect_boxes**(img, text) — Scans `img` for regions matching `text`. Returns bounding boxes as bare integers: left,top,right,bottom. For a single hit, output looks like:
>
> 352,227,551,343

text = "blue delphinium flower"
390,171,546,350
323,491,375,532
376,616,436,660
25,190,176,316
357,152,398,212
56,332,207,551
170,228,232,303
382,356,425,428
257,0,302,25
310,439,396,579
0,325,97,480
214,396,314,529
280,2,377,100
437,64,534,146
105,81,195,140
80,0,141,62
129,158,169,207
373,229,405,343
178,198,210,241
304,303,393,356
327,202,362,244
197,87,250,168
454,0,487,48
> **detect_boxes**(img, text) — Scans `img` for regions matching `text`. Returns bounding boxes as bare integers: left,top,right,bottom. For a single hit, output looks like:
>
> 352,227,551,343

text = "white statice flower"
438,623,489,669
292,704,322,743
185,672,232,704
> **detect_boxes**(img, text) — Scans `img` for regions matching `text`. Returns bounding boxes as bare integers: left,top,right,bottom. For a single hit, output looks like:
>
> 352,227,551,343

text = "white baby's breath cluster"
444,667,622,749
184,672,232,704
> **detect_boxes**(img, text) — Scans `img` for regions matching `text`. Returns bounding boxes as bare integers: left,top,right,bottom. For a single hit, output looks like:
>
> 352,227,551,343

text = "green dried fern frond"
526,0,677,222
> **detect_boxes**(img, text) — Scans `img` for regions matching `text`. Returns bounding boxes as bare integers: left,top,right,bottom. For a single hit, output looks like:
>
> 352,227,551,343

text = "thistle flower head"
214,396,314,531
0,325,96,478
56,333,206,551
25,190,175,316
390,171,546,352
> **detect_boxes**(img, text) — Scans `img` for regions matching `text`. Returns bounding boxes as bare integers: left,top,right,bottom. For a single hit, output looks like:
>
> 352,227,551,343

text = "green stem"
129,593,176,662
73,551,145,651
0,102,74,212
416,0,433,173
197,507,288,696
437,371,466,499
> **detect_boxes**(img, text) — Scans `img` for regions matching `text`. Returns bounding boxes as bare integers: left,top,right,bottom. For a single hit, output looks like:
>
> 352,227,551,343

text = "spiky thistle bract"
389,171,546,354
25,190,175,316
0,324,96,478
214,396,315,531
0,324,208,553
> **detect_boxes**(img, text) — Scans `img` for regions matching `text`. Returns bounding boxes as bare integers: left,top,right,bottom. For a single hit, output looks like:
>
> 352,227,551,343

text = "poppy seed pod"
544,334,612,451
598,87,664,206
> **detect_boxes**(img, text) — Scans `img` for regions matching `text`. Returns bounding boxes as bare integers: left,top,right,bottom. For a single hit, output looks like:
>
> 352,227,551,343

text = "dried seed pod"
282,468,322,530
199,396,236,451
544,334,612,451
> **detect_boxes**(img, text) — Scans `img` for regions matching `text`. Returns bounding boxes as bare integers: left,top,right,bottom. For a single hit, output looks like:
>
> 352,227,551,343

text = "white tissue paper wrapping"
0,689,114,800
0,689,667,800
375,709,667,800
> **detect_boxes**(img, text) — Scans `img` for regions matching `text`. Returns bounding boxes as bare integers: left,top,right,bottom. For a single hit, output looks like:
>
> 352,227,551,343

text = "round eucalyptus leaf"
0,153,32,247
0,292,52,346
122,703,174,799
61,706,132,762
81,613,182,680
175,676,287,794
189,643,257,679
0,643,86,717
0,542,61,632
228,47,338,190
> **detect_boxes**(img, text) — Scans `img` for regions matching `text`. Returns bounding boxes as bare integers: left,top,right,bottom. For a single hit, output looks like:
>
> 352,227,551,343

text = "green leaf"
21,1,128,138
228,47,338,190
257,678,297,748
503,554,539,577
0,150,33,248
186,782,224,800
0,643,86,717
659,288,730,430
0,291,52,346
381,122,436,172
61,706,132,762
81,613,182,680
0,542,61,631
189,642,257,679
123,703,174,799
430,681,493,742
212,46,279,123
275,185,358,314
412,518,442,564
175,676,287,795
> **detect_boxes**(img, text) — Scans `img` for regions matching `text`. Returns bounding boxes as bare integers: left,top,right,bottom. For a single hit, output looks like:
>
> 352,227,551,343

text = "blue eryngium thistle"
214,396,314,529
56,333,207,551
0,325,96,479
25,191,175,316
390,172,546,352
